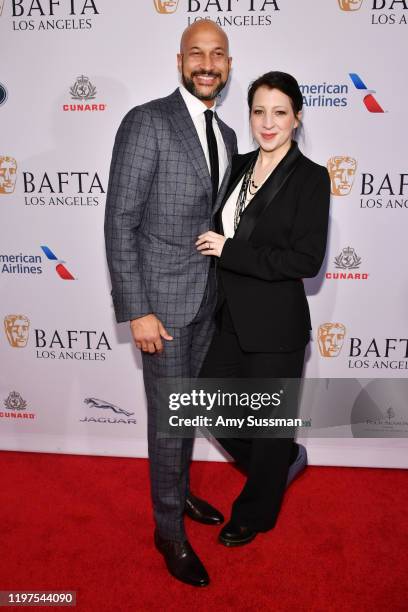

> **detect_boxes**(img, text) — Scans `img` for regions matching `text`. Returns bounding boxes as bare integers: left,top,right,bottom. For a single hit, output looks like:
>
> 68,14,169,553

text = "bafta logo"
327,156,357,196
0,156,17,194
338,0,363,10
318,323,346,358
154,0,179,14
0,0,4,16
4,314,30,348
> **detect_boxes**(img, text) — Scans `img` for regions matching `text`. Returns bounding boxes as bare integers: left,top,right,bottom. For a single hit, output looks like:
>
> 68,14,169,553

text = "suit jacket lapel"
234,142,302,241
220,152,256,213
213,116,233,212
215,114,234,165
215,151,256,230
168,89,212,203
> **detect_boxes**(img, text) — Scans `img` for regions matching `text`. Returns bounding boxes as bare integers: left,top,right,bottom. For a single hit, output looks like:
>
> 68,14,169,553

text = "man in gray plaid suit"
105,21,237,587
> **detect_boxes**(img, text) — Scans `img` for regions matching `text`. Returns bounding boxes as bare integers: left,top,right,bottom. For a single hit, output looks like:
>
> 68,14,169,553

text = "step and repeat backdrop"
1,0,407,467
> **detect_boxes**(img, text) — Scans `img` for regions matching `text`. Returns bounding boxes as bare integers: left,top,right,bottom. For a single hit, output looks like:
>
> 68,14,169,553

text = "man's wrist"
130,313,154,323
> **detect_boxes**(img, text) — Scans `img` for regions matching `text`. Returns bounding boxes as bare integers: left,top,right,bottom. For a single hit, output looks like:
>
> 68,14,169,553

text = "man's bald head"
177,21,231,107
180,20,229,55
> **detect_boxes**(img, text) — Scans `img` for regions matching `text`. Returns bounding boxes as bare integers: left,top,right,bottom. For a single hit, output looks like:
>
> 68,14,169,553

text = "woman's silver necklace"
248,172,259,195
249,160,277,195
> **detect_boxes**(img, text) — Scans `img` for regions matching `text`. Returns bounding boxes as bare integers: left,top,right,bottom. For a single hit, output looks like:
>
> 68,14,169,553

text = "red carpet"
1,451,407,611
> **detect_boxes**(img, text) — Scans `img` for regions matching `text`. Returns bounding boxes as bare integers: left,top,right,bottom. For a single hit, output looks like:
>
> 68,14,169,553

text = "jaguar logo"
84,397,134,417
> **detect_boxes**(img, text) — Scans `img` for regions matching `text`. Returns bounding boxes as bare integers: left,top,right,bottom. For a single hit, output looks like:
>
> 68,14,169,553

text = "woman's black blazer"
216,141,331,353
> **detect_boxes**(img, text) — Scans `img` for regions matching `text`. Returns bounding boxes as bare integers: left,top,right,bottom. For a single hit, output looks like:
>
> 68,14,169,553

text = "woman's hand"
196,231,227,258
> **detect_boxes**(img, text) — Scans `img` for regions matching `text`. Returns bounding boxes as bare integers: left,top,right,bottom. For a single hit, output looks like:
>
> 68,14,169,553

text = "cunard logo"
4,391,27,410
326,247,369,280
334,247,361,269
70,75,96,100
1,391,35,420
63,75,106,112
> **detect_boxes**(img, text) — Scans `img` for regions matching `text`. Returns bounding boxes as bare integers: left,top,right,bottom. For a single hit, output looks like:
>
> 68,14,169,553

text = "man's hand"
130,314,173,354
196,231,227,258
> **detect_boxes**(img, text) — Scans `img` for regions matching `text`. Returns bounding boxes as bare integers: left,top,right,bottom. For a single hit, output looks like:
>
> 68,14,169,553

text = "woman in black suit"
196,72,330,546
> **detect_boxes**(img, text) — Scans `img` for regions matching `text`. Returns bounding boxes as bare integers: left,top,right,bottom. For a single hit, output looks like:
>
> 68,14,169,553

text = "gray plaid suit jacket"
105,88,237,327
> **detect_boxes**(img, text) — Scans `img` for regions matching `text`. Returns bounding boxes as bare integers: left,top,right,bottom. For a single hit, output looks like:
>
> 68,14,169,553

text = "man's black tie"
204,109,219,206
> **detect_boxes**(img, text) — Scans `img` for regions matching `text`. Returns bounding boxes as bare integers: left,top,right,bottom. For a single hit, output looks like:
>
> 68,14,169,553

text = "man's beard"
182,69,227,101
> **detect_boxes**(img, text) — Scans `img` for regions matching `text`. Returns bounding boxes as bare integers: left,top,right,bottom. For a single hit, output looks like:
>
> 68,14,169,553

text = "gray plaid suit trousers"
105,88,237,541
142,272,216,540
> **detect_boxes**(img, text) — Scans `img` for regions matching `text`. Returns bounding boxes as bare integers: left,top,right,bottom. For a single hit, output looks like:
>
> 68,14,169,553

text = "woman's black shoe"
218,521,258,547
